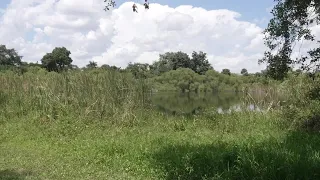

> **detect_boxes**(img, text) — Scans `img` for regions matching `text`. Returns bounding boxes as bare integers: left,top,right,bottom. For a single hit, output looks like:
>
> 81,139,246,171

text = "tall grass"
0,69,149,125
275,72,320,131
1,69,320,179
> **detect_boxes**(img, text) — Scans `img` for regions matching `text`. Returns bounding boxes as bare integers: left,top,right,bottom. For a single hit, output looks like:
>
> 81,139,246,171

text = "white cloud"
0,0,281,73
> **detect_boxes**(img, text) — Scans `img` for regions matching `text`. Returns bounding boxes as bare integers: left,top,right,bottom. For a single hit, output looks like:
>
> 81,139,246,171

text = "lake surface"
149,92,276,115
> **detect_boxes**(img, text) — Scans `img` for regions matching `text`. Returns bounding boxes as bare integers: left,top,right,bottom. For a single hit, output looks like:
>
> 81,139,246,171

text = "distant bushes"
150,68,272,93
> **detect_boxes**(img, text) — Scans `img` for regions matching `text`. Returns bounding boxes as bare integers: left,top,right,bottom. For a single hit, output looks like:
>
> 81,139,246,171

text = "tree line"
0,44,257,77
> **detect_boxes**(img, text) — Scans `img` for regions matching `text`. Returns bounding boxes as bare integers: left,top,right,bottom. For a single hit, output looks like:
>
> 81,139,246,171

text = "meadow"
1,69,320,180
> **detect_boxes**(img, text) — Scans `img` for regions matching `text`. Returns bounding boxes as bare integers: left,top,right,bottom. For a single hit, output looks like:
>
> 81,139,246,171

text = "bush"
281,73,320,132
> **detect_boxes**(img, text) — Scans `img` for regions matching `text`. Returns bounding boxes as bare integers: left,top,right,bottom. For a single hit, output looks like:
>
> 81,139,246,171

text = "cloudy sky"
0,0,286,73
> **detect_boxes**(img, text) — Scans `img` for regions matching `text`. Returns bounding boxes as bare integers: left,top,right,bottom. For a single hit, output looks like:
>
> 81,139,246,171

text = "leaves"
41,47,73,72
0,45,22,67
86,61,98,69
241,68,249,76
263,0,320,80
152,51,212,75
103,0,116,11
221,69,231,76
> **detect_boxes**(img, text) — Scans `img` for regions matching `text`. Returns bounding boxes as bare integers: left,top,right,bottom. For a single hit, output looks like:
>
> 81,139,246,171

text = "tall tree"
0,45,22,67
260,0,320,80
41,47,73,72
190,51,212,75
101,64,120,71
165,51,192,70
126,62,151,79
240,68,249,76
221,69,231,76
153,51,192,75
86,61,98,69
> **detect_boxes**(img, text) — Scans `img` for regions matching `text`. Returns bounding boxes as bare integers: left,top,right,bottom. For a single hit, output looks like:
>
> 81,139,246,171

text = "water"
149,92,274,115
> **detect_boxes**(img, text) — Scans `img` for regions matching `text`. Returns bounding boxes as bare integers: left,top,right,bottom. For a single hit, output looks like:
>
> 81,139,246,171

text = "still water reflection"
149,92,271,115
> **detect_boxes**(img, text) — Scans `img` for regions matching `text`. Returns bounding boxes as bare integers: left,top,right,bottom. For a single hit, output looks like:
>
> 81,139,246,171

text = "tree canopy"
126,62,152,79
221,69,231,76
190,51,212,75
41,47,73,72
260,0,320,80
241,68,249,76
86,61,98,69
0,45,22,67
152,51,212,75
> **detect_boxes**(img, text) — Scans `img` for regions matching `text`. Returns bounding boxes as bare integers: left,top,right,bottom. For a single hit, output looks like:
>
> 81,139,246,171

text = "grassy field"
1,70,320,180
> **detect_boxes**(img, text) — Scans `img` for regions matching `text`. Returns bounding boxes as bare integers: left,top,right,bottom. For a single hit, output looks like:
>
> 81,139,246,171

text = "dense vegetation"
1,66,319,179
0,45,273,93
1,0,320,179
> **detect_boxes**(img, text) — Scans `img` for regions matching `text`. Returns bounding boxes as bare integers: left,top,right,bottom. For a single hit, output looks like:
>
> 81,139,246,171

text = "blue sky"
0,0,10,9
119,0,275,26
0,0,275,26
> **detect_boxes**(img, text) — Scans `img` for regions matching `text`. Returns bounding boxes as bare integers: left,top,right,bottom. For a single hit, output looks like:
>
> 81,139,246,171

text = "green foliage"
152,68,202,92
240,68,249,76
280,72,320,132
0,45,22,67
153,51,191,74
0,44,272,94
151,68,267,93
190,51,212,75
221,69,231,76
0,69,149,124
41,47,73,72
1,106,320,179
152,51,212,75
261,0,320,80
126,62,153,79
101,64,120,71
86,61,98,69
1,63,319,179
0,45,25,74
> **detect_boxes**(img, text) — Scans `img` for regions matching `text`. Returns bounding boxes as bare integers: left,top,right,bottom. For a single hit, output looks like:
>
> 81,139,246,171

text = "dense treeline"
1,44,277,93
1,42,319,131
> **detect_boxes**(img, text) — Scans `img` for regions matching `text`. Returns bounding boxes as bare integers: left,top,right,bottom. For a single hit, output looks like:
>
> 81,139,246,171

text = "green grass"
1,111,320,180
1,70,320,179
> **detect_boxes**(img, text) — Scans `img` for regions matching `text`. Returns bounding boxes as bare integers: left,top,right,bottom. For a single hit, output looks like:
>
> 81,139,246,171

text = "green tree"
86,61,98,69
101,64,120,71
153,68,202,92
165,51,191,70
0,45,22,67
153,51,192,75
126,62,152,79
260,0,320,80
240,68,249,76
41,47,73,72
190,51,212,75
221,69,231,76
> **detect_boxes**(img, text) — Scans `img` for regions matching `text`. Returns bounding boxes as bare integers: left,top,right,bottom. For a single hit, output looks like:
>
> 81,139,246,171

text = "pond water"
149,92,277,115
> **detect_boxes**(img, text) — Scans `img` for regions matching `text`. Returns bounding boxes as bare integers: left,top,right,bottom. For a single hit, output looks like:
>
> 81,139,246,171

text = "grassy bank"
1,70,320,179
1,111,320,179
